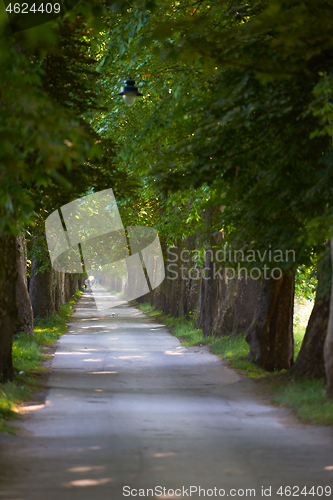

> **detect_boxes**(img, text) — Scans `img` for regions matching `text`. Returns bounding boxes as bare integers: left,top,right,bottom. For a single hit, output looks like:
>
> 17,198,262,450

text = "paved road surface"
0,288,332,500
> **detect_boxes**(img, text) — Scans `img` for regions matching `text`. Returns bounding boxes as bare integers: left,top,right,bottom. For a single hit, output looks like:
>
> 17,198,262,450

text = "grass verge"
137,303,267,378
257,374,333,426
137,302,333,426
0,290,81,433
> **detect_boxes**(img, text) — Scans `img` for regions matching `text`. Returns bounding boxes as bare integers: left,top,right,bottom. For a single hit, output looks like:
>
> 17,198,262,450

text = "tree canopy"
91,0,333,274
2,0,333,384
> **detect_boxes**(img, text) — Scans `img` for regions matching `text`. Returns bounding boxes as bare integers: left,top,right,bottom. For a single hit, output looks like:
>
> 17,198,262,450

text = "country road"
0,288,332,500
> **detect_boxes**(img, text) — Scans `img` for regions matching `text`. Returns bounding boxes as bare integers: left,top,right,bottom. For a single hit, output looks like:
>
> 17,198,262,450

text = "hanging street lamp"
118,78,143,107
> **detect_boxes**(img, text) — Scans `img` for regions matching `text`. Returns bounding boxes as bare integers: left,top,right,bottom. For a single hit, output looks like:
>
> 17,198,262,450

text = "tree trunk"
245,273,294,371
231,276,261,336
64,274,71,303
293,259,329,379
197,208,223,337
29,256,55,318
0,233,18,383
54,271,61,312
324,238,333,399
15,233,34,335
217,276,238,336
200,243,214,337
60,272,66,305
145,235,201,319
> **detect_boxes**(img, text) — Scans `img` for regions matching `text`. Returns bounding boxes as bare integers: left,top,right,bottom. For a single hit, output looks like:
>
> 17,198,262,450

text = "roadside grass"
271,378,333,426
138,302,333,426
0,290,81,433
138,302,267,378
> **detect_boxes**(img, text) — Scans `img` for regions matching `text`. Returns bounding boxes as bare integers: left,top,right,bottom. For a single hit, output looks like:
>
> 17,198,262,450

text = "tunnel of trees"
1,0,333,399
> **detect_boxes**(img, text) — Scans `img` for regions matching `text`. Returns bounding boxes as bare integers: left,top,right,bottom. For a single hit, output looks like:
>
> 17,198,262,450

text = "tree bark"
197,208,223,337
0,233,18,382
60,272,66,305
216,275,237,336
324,238,333,399
245,273,294,371
54,271,61,312
293,260,329,379
29,256,55,318
199,243,214,337
143,235,200,319
15,233,34,335
64,274,72,303
231,276,261,336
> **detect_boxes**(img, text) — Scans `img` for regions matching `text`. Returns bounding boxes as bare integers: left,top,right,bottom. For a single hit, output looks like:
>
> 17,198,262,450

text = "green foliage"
12,335,43,372
0,381,26,433
0,24,96,233
0,383,28,418
309,71,333,142
92,2,217,242
20,16,141,270
295,265,318,302
1,0,332,424
12,300,74,371
0,1,146,235
274,379,333,426
33,292,80,339
92,0,333,274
